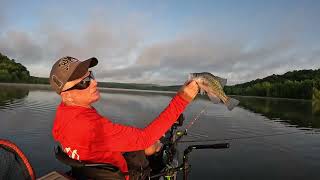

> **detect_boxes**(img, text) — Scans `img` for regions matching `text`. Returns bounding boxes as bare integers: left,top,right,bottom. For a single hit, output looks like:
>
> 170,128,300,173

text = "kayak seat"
54,146,126,180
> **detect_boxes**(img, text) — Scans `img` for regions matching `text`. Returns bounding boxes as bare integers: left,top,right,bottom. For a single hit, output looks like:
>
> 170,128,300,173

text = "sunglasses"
64,71,95,91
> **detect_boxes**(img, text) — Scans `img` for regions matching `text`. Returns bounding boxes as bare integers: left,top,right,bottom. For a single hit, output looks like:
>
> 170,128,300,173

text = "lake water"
0,84,320,180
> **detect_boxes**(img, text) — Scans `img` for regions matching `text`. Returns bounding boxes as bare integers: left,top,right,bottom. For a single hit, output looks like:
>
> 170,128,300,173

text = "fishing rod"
185,102,210,132
177,101,309,144
179,131,307,143
148,109,230,180
171,102,211,144
149,102,311,179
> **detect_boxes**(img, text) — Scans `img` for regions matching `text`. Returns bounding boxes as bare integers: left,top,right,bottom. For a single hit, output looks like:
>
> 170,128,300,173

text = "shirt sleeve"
90,94,189,152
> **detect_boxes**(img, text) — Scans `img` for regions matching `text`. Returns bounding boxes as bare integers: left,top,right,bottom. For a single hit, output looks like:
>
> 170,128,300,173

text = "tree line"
224,69,320,100
98,82,180,91
0,52,48,84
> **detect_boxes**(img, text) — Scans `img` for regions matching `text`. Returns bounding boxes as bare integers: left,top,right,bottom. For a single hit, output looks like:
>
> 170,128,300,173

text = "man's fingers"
188,81,200,91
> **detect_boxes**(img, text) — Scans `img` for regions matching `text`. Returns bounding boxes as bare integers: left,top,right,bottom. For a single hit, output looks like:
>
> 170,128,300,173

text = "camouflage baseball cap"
49,56,98,94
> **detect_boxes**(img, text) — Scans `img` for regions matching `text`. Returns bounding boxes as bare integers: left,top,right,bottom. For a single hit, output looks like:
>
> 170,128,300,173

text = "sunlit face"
60,71,100,107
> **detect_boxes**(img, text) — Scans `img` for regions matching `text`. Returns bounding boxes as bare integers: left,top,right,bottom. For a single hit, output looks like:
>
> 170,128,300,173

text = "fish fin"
215,76,227,87
207,93,221,104
226,98,240,111
188,73,193,81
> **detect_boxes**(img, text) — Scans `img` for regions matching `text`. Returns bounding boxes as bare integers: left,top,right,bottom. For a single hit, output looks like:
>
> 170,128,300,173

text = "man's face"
61,71,100,106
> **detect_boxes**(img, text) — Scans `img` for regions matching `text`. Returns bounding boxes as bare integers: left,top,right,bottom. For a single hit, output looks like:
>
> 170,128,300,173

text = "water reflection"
0,85,320,179
236,96,320,129
95,91,175,127
312,88,320,115
312,101,320,116
0,85,29,108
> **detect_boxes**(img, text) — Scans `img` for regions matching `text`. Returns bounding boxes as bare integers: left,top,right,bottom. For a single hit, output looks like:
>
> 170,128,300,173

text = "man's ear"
61,91,73,102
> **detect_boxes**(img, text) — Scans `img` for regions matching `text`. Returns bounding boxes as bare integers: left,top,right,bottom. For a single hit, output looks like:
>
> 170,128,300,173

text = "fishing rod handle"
190,143,230,150
184,143,230,155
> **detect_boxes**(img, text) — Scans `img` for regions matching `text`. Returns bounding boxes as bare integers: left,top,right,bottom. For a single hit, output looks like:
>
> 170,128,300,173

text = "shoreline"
231,94,311,102
0,82,312,101
0,82,177,95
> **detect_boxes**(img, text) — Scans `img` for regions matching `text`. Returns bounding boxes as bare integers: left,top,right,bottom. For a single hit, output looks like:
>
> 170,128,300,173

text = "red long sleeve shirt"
52,93,189,176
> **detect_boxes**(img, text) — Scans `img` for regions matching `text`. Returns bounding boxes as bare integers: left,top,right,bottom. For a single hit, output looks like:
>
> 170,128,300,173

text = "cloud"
98,31,303,85
0,19,316,85
95,4,320,86
38,13,143,63
0,2,319,85
0,8,145,77
0,31,44,63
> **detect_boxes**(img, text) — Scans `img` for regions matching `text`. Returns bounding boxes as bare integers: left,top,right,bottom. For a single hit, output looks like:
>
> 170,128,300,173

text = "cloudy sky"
0,0,319,85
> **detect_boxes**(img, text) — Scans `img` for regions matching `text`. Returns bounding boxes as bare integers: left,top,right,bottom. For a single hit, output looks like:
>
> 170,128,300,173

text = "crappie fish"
189,72,239,110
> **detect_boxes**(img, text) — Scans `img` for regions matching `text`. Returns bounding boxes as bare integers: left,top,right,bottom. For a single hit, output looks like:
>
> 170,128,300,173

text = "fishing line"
185,102,211,132
179,131,307,143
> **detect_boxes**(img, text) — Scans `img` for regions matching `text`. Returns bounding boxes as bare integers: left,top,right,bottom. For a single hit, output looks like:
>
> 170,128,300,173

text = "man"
50,56,199,180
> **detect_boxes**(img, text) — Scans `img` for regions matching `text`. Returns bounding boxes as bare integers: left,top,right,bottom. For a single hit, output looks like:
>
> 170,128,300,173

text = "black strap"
54,146,126,173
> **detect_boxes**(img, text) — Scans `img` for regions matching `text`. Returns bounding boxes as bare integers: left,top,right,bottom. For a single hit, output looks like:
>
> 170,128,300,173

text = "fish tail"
226,97,240,111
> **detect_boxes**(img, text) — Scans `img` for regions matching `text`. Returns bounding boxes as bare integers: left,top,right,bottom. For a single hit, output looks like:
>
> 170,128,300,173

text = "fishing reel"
148,114,185,178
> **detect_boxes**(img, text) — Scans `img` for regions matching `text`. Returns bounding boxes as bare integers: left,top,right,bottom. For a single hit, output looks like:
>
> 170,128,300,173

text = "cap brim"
68,57,98,81
86,57,98,68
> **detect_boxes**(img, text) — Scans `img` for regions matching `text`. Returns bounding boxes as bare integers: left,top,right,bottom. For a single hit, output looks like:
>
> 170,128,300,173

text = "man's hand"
144,140,163,156
177,80,199,102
